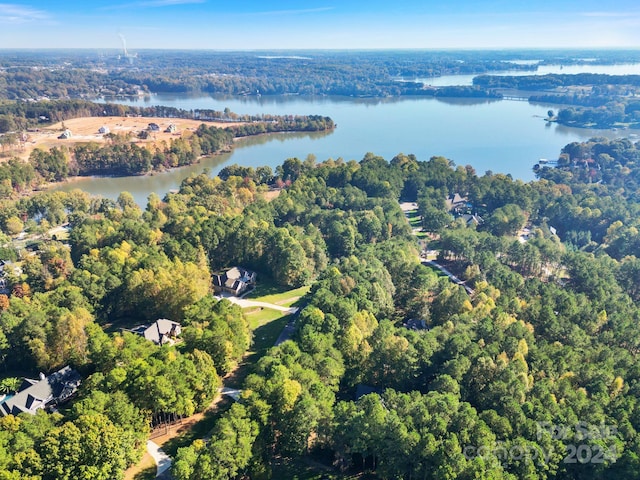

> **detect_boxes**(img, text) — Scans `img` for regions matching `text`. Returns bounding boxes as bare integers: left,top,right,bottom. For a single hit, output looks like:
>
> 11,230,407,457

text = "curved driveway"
147,440,172,477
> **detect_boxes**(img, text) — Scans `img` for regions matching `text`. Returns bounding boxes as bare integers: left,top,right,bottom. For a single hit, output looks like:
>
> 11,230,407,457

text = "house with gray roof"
0,366,81,417
213,267,256,296
129,318,182,345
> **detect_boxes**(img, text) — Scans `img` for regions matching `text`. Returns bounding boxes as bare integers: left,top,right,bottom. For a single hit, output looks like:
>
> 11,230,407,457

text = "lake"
54,86,638,206
406,63,640,86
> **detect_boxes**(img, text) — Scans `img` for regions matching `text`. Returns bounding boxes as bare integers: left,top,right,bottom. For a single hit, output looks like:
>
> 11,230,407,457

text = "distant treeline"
0,50,543,100
424,86,503,99
473,73,640,90
552,102,640,129
529,93,611,108
6,50,640,103
0,99,335,133
471,73,640,128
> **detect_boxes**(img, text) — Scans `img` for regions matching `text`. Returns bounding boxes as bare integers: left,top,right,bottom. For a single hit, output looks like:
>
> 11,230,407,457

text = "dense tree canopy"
1,141,640,479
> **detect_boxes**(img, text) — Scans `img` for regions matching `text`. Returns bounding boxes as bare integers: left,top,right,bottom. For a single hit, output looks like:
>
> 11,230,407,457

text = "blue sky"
1,0,640,50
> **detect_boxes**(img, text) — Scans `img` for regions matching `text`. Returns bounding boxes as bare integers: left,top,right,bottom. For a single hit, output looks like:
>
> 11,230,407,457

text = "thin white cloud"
0,3,48,24
250,7,334,16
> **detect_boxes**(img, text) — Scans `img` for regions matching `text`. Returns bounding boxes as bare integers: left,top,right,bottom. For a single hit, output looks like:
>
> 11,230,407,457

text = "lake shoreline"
46,92,628,207
32,128,332,199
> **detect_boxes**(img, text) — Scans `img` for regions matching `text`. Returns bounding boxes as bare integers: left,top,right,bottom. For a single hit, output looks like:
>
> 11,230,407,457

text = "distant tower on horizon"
118,33,138,64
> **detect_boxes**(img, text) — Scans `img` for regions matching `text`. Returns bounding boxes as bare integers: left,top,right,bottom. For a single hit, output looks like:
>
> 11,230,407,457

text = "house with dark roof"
129,319,182,345
148,123,160,132
0,366,81,417
403,318,428,330
213,267,256,296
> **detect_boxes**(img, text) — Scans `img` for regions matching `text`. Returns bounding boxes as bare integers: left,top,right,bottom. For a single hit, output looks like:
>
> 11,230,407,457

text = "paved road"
399,200,475,297
274,300,307,346
275,320,297,346
144,295,301,476
422,259,475,295
147,440,172,477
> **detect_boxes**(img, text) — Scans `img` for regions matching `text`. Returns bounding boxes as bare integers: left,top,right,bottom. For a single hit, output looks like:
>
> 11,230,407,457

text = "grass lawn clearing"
245,280,310,306
406,211,422,226
248,285,310,307
245,308,291,357
245,307,287,330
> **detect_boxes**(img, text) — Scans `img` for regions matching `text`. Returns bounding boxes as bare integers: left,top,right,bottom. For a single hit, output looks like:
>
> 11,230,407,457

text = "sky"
1,0,640,50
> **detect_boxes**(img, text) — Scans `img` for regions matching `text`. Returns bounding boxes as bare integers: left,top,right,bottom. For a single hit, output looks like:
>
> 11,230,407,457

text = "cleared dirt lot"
10,116,242,161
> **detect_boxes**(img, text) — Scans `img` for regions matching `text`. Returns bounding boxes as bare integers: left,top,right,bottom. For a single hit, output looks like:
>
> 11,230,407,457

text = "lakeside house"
213,267,257,297
128,318,182,346
0,366,81,417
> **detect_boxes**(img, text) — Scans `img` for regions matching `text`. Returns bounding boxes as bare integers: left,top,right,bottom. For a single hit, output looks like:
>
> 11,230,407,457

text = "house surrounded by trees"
128,318,182,345
213,267,257,296
0,366,81,417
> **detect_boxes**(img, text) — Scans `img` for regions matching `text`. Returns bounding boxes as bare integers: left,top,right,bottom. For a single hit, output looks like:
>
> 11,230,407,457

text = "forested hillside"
0,142,640,479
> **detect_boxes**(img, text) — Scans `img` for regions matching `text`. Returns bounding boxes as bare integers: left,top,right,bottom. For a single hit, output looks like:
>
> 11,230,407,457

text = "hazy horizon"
1,1,640,51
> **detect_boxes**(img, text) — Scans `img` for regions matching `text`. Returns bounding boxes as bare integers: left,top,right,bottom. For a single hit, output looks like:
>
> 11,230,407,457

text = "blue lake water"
54,76,639,206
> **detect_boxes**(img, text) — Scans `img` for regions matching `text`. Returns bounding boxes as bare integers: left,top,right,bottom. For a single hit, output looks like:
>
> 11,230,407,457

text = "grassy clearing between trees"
126,286,306,475
406,209,422,227
245,281,311,306
245,310,291,357
244,283,310,356
123,286,307,477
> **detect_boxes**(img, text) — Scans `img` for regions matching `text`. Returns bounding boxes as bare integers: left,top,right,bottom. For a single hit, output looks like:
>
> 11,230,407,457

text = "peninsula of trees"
0,99,334,182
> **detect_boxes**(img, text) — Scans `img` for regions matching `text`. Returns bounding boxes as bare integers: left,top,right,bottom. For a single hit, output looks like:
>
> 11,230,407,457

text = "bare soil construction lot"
10,116,242,161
